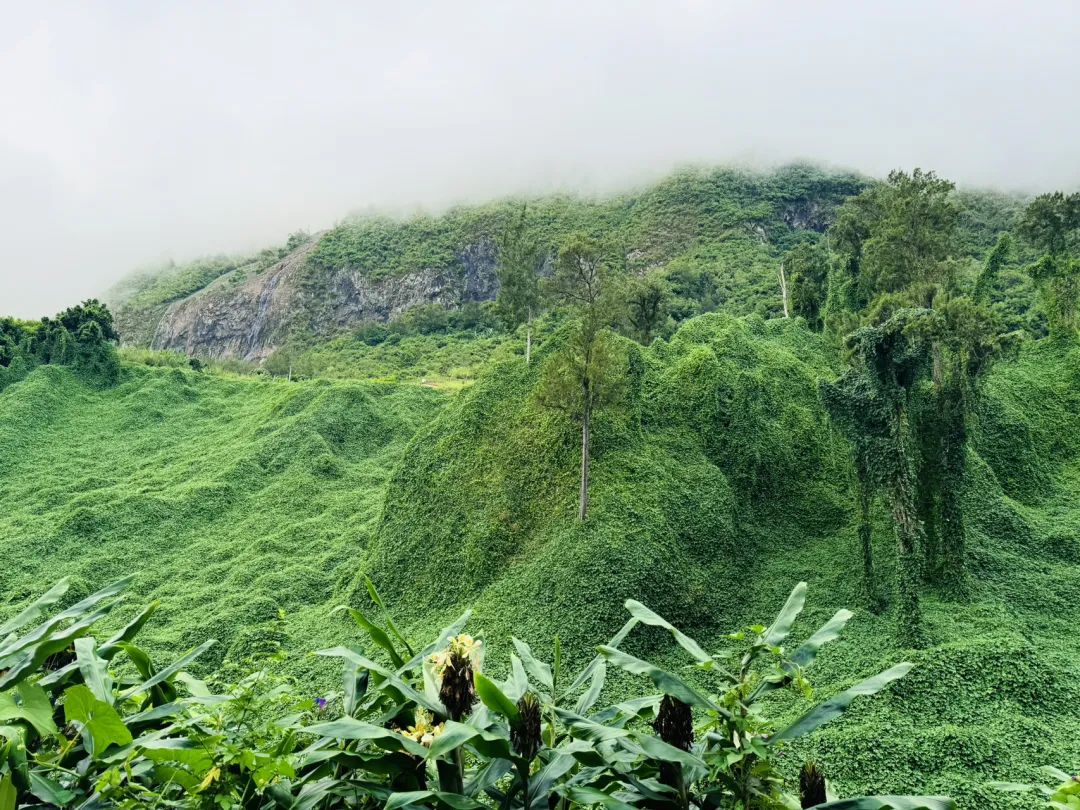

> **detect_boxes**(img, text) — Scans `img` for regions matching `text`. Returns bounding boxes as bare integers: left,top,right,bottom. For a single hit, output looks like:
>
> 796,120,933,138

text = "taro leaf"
0,682,58,736
384,790,486,810
770,663,912,743
300,716,430,757
99,602,160,660
426,721,512,760
598,646,724,715
474,672,520,725
805,797,955,810
511,638,553,694
75,637,114,704
316,647,443,715
29,772,76,806
0,579,69,637
762,582,807,647
568,618,638,693
334,606,404,669
64,683,133,756
119,639,214,702
624,601,712,665
574,661,606,715
0,606,116,689
565,786,641,810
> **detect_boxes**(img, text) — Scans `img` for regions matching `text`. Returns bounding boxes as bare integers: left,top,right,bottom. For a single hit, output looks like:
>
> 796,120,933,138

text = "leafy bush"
0,575,951,810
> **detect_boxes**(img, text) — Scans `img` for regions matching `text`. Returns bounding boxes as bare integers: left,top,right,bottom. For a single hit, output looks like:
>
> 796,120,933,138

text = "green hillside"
2,316,1078,807
0,364,445,681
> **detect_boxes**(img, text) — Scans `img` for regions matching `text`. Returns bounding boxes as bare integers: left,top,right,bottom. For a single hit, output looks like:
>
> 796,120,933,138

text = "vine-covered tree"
536,233,625,521
1017,191,1080,338
495,205,544,363
625,269,671,344
784,242,830,330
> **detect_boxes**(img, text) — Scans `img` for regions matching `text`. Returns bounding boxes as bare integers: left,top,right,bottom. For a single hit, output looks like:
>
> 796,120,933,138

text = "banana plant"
579,583,955,810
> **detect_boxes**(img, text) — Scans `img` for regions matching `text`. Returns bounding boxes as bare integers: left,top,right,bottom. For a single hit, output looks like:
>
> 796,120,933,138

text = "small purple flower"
315,698,327,711
1072,775,1079,783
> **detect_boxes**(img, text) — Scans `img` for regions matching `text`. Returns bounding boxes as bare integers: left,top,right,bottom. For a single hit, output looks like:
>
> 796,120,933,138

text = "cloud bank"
2,0,1078,316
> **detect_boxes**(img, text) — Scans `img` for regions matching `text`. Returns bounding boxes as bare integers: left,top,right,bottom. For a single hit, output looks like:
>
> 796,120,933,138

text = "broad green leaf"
316,646,443,714
762,582,807,647
474,671,519,724
753,609,855,701
366,577,414,657
0,773,15,810
554,708,630,743
528,752,578,804
334,605,404,668
75,637,114,704
591,694,663,726
770,663,913,743
0,579,69,637
0,725,28,789
426,720,512,760
118,640,215,701
53,576,134,622
343,653,367,716
598,646,724,715
399,611,472,674
465,758,514,798
629,734,706,770
384,790,485,810
507,655,529,702
565,786,640,810
791,609,854,667
64,683,133,755
624,600,712,664
574,661,606,714
805,797,955,810
568,618,638,693
29,772,76,806
0,682,58,736
511,638,553,693
0,605,116,690
99,602,160,660
301,716,429,757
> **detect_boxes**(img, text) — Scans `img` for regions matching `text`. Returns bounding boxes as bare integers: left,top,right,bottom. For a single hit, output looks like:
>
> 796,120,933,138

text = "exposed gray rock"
142,236,500,361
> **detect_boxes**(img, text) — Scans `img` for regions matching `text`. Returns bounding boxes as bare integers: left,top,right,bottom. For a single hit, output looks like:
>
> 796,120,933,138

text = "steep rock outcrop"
144,238,498,361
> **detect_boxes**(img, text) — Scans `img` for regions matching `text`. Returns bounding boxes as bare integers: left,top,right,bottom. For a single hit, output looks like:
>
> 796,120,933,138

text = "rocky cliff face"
139,237,499,361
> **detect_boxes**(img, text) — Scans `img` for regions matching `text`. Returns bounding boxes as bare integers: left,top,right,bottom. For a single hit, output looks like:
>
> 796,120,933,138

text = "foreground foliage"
0,576,952,810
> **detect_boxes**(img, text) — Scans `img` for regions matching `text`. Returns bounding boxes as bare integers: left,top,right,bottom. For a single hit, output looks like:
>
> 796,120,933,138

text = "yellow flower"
198,766,221,792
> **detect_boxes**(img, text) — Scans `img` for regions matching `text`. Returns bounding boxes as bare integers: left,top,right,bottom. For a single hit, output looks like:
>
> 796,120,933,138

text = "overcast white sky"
2,0,1078,317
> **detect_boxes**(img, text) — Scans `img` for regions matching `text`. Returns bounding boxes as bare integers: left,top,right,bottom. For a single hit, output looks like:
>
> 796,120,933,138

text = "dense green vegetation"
6,165,1080,809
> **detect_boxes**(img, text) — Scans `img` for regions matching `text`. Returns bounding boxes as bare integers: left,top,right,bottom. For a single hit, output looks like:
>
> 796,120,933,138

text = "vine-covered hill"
2,313,1076,808
0,365,446,679
367,315,1080,808
110,165,870,358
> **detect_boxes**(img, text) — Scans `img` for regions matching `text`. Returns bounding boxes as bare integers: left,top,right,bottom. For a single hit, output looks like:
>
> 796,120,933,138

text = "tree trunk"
886,434,924,648
857,471,878,610
526,321,532,364
779,264,790,318
939,382,968,596
579,392,591,522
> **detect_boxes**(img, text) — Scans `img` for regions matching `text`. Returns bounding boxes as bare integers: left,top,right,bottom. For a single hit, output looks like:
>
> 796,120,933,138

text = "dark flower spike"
800,761,826,809
653,695,693,751
439,648,476,721
511,692,542,761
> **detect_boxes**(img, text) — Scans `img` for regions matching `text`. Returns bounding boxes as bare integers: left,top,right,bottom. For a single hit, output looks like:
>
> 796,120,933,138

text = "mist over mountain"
3,0,1079,317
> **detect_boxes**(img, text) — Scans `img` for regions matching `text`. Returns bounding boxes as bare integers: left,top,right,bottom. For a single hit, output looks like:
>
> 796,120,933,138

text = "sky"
2,0,1079,318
